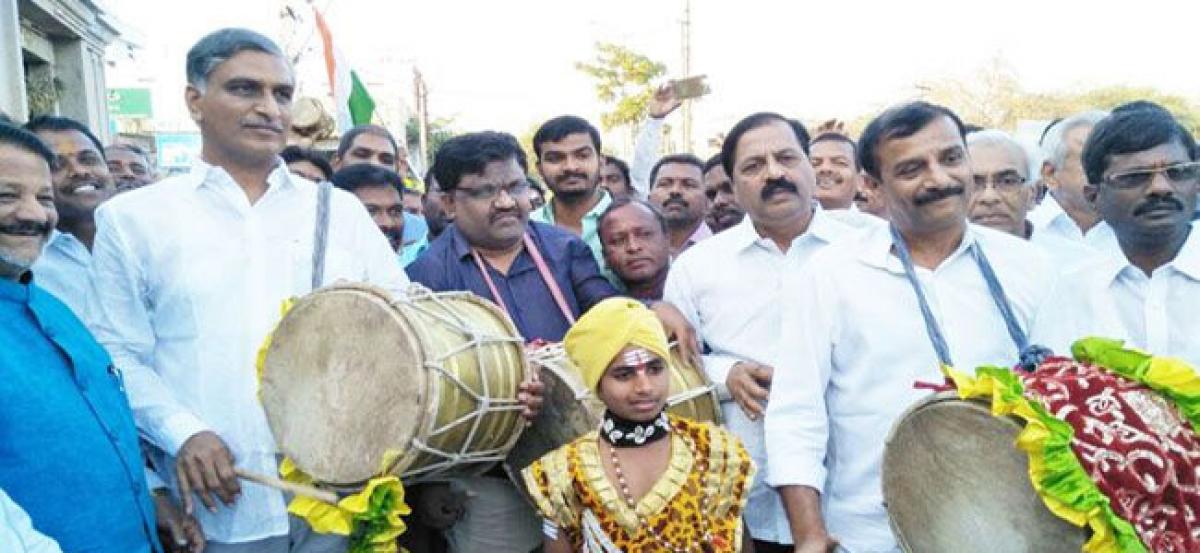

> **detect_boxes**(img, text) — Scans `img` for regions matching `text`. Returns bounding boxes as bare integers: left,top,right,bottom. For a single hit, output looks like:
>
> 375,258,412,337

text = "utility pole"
680,0,692,152
413,67,430,170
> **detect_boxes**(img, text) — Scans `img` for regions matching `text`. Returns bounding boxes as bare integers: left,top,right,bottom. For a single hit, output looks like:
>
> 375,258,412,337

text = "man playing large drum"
765,101,1055,552
85,29,408,553
524,297,755,552
406,130,700,552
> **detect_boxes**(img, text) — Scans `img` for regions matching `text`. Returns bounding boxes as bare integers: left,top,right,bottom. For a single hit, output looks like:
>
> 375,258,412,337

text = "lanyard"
889,225,1043,370
471,233,577,330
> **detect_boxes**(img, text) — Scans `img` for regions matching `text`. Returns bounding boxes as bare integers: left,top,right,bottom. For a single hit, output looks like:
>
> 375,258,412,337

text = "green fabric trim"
967,366,1148,552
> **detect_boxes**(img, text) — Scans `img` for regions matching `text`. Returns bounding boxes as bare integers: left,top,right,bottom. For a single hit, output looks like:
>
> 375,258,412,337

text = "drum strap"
889,224,1046,371
311,180,333,291
471,232,577,327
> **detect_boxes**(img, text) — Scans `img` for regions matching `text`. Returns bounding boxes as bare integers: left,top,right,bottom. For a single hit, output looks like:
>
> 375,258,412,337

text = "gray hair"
1040,110,1109,170
967,129,1038,183
186,28,285,91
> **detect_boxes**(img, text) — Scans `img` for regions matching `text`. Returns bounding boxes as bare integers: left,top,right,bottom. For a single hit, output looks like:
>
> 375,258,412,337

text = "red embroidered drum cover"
1022,358,1200,552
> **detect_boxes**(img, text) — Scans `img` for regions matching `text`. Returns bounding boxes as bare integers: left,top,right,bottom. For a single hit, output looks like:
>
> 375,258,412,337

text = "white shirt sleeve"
86,206,212,456
630,117,665,197
663,258,740,391
764,267,834,492
0,490,62,553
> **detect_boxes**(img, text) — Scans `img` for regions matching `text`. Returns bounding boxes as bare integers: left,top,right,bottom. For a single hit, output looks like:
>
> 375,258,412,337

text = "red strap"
471,232,576,327
523,233,576,325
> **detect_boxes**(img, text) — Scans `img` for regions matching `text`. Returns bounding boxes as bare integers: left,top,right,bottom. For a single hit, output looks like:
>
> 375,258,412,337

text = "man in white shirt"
1033,102,1200,366
26,115,116,317
665,112,859,552
809,133,861,211
966,129,1094,267
766,102,1053,553
86,28,408,552
1029,110,1119,252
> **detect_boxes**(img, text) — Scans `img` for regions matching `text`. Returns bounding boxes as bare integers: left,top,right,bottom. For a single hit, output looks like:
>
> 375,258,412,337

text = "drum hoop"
881,391,1024,552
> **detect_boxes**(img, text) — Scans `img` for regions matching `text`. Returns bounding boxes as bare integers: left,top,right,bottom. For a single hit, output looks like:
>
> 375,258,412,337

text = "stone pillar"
55,38,112,141
0,0,27,122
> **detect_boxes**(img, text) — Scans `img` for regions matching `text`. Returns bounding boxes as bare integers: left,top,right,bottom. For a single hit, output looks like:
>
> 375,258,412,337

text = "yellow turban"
564,298,671,391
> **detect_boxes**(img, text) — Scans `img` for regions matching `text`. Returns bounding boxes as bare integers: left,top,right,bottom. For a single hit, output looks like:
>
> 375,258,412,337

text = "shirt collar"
0,273,32,303
536,189,612,224
189,157,293,192
726,204,844,253
859,222,978,274
684,221,713,246
43,229,89,260
1173,223,1200,280
1110,222,1200,283
448,221,559,264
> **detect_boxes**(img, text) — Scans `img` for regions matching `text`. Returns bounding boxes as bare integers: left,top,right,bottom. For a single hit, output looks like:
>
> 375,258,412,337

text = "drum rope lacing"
376,285,527,480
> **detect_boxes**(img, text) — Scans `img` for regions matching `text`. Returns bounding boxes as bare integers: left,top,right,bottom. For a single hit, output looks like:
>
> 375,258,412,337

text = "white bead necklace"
606,431,714,552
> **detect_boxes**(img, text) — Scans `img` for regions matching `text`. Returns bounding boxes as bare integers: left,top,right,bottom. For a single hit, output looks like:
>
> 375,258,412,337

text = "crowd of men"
1,24,1198,553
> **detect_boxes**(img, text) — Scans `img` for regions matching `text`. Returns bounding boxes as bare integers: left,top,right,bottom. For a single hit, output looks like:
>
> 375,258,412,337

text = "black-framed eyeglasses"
972,171,1026,192
454,180,531,201
1103,161,1200,190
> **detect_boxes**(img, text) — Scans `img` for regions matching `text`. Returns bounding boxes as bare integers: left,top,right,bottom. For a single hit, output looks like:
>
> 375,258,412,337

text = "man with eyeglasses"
966,130,1035,237
407,131,616,345
966,130,1094,269
1033,102,1200,367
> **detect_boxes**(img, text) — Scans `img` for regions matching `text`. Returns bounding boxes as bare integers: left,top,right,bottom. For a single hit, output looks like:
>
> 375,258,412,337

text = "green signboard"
107,88,152,118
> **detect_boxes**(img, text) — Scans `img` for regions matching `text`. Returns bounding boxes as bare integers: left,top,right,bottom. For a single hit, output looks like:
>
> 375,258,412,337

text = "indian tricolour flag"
313,7,375,132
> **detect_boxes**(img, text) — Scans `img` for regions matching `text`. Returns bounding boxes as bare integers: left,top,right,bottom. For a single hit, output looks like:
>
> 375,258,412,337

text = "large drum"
260,284,528,488
882,393,1088,552
504,342,721,487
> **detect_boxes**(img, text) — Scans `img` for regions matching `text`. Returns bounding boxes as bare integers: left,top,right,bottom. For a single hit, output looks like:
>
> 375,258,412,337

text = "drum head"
262,286,425,486
505,356,603,486
882,393,1087,552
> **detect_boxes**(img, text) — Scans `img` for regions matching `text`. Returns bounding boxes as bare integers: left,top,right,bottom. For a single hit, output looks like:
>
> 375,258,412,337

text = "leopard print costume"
522,415,755,552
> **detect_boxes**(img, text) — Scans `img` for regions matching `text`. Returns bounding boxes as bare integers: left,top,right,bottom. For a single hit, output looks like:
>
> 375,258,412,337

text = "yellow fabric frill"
280,458,411,553
943,364,1147,553
255,297,297,393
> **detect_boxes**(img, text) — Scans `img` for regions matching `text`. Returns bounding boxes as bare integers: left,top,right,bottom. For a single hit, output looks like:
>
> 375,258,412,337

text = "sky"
101,0,1200,157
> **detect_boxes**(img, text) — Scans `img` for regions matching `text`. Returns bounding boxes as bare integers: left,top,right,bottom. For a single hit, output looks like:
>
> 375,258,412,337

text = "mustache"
761,178,799,200
555,171,590,184
489,208,522,224
663,196,689,209
914,185,965,206
1133,196,1184,216
0,220,53,237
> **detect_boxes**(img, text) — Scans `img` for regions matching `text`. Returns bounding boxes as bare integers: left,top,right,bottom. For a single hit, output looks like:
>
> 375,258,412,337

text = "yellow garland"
943,365,1145,553
255,297,297,393
279,458,411,551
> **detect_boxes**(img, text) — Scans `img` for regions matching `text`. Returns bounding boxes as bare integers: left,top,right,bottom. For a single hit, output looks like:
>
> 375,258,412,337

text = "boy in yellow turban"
521,297,755,552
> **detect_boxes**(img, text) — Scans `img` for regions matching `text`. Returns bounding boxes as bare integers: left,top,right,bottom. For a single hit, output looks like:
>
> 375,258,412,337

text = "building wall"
0,0,118,139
